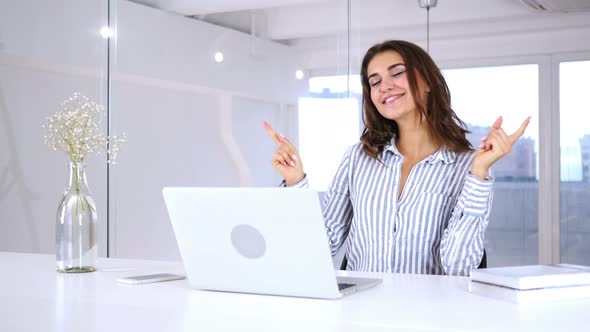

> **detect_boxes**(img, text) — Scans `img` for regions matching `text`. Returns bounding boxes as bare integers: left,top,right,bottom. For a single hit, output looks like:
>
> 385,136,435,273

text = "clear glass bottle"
56,162,97,272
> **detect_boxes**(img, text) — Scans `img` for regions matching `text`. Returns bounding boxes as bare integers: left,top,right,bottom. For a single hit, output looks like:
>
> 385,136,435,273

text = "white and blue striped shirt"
290,140,494,276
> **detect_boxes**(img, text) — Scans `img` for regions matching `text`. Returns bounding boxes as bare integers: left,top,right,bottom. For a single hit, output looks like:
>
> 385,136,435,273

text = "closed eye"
392,70,405,77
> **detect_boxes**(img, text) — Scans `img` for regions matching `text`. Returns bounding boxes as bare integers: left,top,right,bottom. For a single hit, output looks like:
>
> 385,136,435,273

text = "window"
559,60,590,265
443,64,539,267
302,67,542,267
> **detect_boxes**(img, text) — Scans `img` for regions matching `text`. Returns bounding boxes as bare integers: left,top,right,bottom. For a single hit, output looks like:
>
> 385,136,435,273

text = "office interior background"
1,0,589,268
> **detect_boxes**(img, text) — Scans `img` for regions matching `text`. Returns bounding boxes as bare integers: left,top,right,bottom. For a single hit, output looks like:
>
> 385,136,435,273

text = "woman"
264,40,529,276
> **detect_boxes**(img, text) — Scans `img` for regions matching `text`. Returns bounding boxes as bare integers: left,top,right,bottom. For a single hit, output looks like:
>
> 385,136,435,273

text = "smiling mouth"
382,94,403,105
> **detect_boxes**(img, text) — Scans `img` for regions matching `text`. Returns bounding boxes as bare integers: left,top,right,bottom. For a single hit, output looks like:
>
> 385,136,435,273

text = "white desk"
1,252,588,332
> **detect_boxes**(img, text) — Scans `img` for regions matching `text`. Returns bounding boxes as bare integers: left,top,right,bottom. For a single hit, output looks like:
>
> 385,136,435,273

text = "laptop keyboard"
338,283,356,291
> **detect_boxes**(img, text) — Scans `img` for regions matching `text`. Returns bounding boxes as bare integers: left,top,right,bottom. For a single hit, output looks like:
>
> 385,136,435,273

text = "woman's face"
367,50,428,123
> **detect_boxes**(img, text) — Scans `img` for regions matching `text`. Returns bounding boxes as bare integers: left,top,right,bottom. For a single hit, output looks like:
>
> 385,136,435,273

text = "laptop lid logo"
230,224,266,259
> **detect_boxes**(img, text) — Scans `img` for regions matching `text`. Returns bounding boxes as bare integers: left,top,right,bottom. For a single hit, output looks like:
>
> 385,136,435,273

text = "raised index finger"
508,116,531,144
263,121,281,144
491,116,503,130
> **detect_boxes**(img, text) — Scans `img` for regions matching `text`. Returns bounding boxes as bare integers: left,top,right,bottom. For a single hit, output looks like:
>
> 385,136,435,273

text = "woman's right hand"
263,121,305,186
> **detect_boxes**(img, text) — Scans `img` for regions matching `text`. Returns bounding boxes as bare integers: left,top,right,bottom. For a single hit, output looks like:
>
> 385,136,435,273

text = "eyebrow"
368,63,405,80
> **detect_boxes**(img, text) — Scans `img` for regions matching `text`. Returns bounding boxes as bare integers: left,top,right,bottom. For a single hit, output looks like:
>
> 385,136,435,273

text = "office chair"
339,249,487,270
478,249,487,269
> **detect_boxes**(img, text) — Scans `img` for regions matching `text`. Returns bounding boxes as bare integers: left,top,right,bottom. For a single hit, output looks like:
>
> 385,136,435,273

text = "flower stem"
83,196,96,212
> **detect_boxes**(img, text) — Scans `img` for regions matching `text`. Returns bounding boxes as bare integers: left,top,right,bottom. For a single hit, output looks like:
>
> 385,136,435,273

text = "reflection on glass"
559,60,590,265
444,64,539,267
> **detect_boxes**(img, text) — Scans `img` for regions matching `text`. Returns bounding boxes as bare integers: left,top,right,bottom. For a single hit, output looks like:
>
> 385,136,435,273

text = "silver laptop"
163,187,381,299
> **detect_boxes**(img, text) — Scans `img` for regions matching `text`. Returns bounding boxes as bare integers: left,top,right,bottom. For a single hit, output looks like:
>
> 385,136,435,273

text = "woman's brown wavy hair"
360,40,472,160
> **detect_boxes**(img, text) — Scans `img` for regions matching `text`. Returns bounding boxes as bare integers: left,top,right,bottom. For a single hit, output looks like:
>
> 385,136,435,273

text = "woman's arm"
283,147,355,256
439,173,494,276
266,118,355,257
322,147,354,256
441,116,529,276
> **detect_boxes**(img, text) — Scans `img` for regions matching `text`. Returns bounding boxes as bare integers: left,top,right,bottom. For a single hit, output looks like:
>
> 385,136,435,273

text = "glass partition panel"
109,0,348,260
0,0,108,256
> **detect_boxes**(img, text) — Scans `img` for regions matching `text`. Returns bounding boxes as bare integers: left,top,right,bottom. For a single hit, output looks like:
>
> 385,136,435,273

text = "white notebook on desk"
469,280,590,304
470,264,590,290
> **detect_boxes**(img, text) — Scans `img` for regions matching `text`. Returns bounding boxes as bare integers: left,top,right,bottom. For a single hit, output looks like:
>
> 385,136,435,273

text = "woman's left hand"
470,116,531,180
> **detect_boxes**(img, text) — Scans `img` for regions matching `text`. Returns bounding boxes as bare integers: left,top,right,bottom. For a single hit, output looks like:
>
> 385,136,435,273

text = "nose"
379,76,396,94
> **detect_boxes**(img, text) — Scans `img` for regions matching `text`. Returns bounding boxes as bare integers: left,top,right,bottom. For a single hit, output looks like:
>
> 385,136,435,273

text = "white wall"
108,0,306,260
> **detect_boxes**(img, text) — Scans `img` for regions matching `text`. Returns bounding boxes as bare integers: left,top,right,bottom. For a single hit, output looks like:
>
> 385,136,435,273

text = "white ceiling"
145,0,328,15
130,0,590,43
129,0,590,73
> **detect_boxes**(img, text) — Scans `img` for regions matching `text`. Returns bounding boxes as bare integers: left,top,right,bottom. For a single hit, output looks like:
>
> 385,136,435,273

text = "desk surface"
1,252,589,332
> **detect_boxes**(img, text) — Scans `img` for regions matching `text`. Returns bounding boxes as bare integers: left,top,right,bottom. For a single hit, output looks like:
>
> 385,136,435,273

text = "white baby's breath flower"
43,92,125,163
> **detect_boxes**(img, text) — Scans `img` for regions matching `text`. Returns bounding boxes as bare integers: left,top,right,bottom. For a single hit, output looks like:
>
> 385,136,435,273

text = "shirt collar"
426,147,457,165
380,137,402,166
381,137,457,165
384,137,402,157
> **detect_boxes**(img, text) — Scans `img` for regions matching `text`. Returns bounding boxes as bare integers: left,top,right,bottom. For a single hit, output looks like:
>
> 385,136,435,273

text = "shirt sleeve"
439,173,494,276
279,175,309,188
322,147,355,256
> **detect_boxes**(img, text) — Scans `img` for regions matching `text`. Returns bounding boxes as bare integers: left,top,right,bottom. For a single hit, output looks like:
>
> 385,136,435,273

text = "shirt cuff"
462,173,493,216
279,174,308,188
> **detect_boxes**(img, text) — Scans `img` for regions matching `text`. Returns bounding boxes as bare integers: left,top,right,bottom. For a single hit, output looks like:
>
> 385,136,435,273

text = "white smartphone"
116,273,186,285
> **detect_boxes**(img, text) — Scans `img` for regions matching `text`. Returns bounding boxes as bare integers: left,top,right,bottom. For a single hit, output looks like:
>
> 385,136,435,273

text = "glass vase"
56,161,97,273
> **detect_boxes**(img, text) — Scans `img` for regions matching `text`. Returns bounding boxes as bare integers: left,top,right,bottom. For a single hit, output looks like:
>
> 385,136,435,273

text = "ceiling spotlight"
295,70,304,80
100,26,114,39
214,52,224,63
